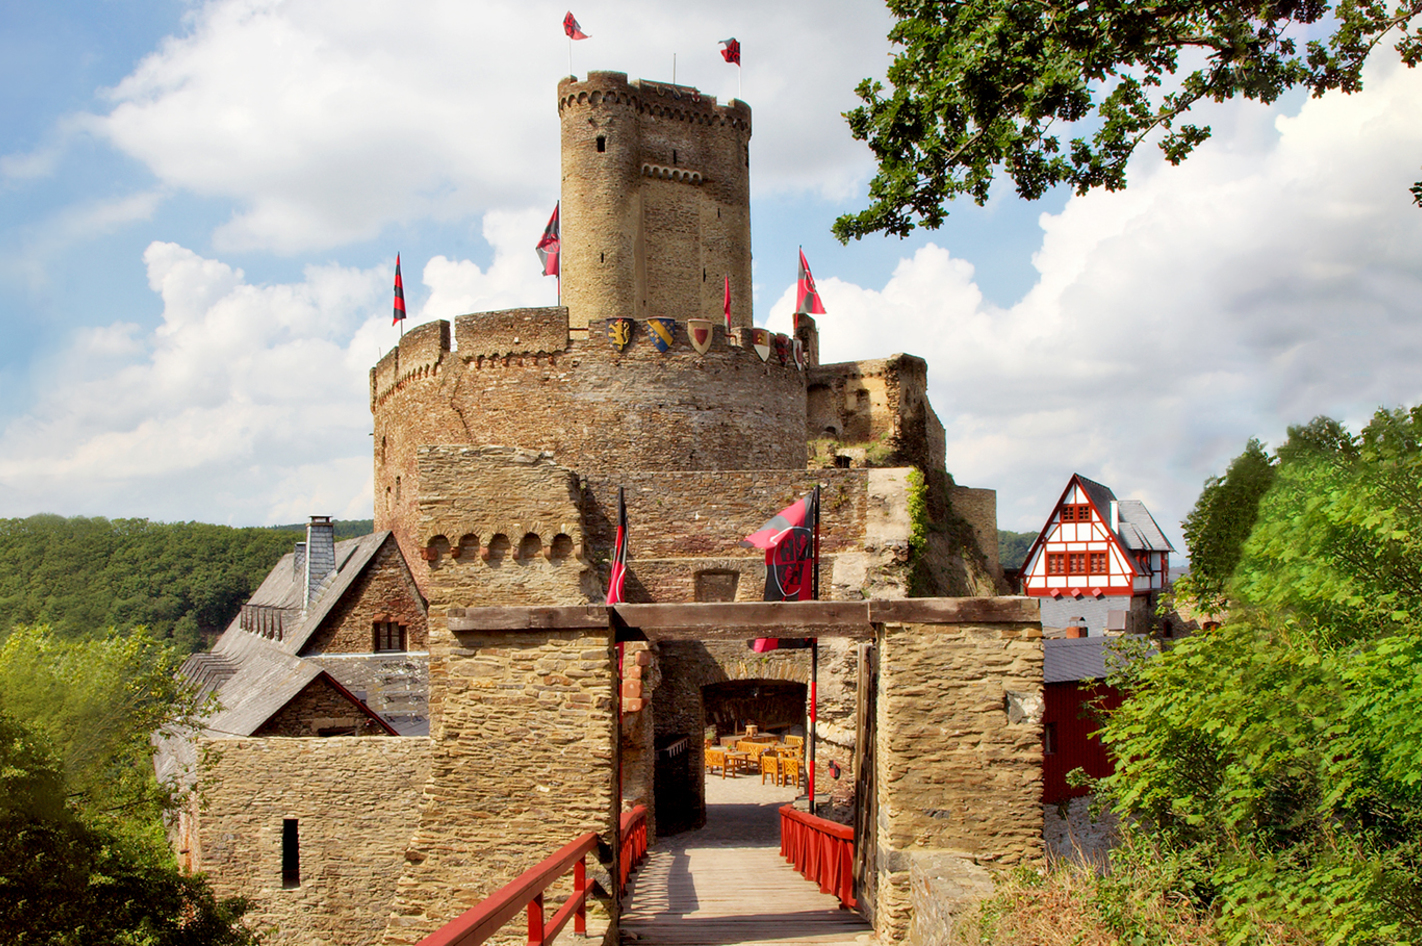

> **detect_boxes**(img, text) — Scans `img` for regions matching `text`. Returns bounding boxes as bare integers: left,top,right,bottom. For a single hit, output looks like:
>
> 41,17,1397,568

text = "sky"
4,0,1422,557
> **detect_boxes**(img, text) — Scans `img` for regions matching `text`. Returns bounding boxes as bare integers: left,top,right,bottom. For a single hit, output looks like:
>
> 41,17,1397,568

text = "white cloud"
791,59,1422,548
0,208,554,524
88,0,893,253
0,241,386,522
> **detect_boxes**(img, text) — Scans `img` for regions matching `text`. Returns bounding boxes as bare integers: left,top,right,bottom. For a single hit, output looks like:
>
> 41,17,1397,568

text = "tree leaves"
836,0,1422,241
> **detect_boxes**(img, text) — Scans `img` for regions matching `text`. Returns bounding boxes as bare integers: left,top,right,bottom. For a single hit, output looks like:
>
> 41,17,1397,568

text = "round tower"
558,72,753,329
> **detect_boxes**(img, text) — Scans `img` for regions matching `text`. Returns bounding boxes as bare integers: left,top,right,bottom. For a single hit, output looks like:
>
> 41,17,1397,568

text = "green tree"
1099,406,1422,943
0,711,259,946
834,0,1422,242
0,625,208,846
1179,438,1276,611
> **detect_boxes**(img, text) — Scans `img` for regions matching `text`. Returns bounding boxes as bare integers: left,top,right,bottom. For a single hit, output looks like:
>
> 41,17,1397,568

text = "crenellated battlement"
558,72,751,133
369,309,812,409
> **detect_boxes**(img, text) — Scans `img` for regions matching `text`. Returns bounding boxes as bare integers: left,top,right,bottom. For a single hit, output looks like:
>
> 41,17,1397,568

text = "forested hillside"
0,516,373,652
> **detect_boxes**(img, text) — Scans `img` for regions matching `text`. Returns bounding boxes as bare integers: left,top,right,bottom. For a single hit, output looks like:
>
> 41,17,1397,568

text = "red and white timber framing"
1020,475,1167,600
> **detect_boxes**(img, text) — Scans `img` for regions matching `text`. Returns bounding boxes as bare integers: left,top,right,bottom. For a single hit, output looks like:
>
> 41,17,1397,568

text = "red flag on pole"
719,37,740,65
795,248,826,317
606,488,628,605
742,489,818,602
723,275,731,330
536,203,561,277
392,255,406,326
564,12,589,39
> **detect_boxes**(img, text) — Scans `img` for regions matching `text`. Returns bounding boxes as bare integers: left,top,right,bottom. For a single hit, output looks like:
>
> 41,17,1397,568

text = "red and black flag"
743,488,819,651
392,254,407,326
795,248,826,319
564,11,589,39
536,203,561,277
719,37,740,66
606,487,628,605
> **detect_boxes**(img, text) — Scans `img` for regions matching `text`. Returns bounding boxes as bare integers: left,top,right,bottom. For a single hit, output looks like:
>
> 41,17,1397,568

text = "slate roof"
184,530,402,737
1115,500,1175,553
1044,636,1154,683
234,531,391,656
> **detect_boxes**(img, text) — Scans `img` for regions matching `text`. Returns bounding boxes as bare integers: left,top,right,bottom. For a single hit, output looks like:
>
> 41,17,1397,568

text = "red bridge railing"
779,805,856,909
417,805,648,946
619,805,648,894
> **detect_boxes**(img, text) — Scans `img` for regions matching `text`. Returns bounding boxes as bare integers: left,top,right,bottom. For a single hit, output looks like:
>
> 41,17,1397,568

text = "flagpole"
808,484,821,817
569,37,573,78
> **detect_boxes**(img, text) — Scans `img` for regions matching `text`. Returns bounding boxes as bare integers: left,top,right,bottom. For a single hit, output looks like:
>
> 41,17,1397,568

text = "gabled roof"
1020,474,1173,578
187,530,411,737
225,531,397,656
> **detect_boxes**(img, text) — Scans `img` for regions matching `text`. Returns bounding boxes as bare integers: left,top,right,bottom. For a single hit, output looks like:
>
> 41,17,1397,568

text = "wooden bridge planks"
621,844,872,945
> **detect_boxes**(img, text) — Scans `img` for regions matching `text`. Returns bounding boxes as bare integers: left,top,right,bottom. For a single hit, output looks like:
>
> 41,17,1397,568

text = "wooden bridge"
419,775,871,946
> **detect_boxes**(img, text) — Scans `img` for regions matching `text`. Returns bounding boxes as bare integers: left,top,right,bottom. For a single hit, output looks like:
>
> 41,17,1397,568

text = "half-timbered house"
1019,474,1174,636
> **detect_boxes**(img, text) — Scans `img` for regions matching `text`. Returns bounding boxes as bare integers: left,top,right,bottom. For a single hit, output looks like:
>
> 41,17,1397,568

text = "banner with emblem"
647,317,676,353
750,327,771,362
608,318,634,351
793,337,806,370
773,333,790,365
687,319,713,354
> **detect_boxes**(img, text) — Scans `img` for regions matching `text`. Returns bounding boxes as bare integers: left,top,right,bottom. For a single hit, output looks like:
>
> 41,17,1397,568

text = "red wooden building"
1042,637,1129,804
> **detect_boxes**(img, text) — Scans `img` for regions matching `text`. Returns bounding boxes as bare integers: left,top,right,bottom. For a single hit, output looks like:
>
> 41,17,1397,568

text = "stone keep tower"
558,72,753,329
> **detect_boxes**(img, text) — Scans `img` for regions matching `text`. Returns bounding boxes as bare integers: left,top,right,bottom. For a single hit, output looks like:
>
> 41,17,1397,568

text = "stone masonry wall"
372,315,807,587
253,677,390,737
807,356,946,473
875,619,1044,943
303,536,429,655
194,737,431,946
382,627,617,946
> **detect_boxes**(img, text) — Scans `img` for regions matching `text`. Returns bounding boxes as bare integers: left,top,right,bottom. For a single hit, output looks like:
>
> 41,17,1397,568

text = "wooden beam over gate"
445,596,1038,641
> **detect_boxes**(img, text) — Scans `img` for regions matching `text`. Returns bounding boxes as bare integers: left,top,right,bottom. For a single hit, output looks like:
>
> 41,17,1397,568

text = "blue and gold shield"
647,317,676,353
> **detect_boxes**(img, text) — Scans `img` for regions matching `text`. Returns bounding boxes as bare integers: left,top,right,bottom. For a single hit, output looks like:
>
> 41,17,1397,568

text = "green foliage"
0,515,305,652
1181,439,1277,610
996,530,1037,571
268,519,374,541
1235,407,1422,644
0,711,259,946
834,0,1422,242
0,625,207,846
1099,405,1422,943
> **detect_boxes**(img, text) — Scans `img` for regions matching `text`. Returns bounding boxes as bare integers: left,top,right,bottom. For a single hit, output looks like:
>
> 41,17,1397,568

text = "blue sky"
5,0,1422,554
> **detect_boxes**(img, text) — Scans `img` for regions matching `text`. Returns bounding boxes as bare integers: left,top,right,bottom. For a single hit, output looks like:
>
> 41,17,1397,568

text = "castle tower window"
672,149,678,165
374,621,406,653
596,135,606,153
282,819,300,888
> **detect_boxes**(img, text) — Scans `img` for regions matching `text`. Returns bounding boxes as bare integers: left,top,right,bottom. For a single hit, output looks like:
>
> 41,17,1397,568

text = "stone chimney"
292,541,307,582
304,516,336,610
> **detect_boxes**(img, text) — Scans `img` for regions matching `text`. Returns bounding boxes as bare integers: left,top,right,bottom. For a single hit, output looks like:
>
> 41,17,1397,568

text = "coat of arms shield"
750,327,771,362
647,317,676,353
773,333,790,365
687,319,714,354
607,318,634,351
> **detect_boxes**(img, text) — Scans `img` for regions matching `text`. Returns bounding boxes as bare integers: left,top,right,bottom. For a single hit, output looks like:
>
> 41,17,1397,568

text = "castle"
171,73,1045,946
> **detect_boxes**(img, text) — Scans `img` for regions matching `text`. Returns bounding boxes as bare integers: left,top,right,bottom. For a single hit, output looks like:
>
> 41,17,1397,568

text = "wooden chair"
736,740,771,773
760,752,784,785
705,746,729,779
779,755,803,789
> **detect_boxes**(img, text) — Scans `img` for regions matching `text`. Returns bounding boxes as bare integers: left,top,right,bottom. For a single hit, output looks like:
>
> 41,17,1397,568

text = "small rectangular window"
374,621,406,653
282,819,300,888
1089,552,1108,574
1047,552,1066,575
1044,722,1058,754
1068,552,1088,574
596,135,606,153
